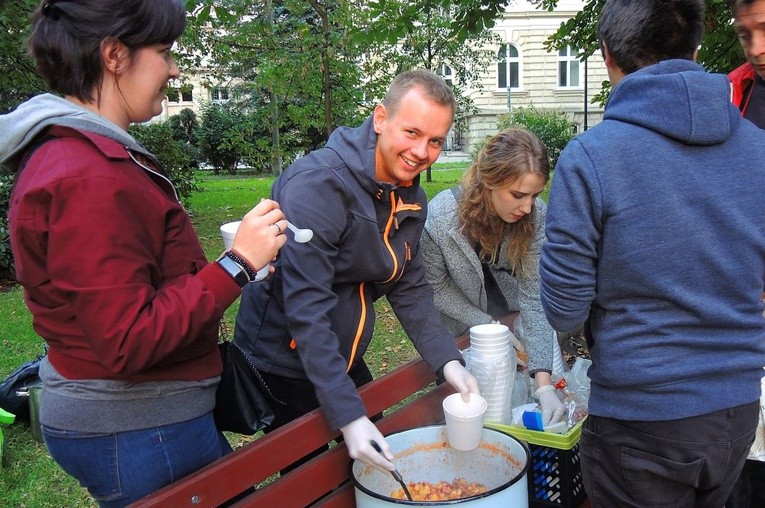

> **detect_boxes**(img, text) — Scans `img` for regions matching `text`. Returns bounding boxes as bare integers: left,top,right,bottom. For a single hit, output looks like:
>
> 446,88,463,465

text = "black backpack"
0,349,46,421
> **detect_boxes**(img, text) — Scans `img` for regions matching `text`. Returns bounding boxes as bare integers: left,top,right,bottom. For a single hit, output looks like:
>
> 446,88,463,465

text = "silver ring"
272,223,282,234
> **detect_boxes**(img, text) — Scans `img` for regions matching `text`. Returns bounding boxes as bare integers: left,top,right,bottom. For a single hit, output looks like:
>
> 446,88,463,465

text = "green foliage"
697,0,745,74
365,0,509,44
128,122,199,204
0,0,47,114
169,108,199,145
196,102,242,174
183,0,366,172
352,1,500,133
479,106,577,171
0,171,14,280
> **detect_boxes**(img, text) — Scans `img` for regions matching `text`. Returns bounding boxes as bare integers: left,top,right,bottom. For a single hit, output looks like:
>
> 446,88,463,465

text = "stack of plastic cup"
469,323,515,423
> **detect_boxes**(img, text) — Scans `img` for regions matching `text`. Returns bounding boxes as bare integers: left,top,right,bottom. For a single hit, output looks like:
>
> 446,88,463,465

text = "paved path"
436,150,471,163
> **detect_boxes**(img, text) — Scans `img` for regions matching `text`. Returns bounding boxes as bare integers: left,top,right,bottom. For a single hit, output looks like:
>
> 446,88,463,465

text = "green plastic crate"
486,418,584,450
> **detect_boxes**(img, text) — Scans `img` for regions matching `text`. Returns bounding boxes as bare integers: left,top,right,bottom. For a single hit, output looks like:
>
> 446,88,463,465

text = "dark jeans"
725,459,765,508
259,361,375,473
580,400,759,508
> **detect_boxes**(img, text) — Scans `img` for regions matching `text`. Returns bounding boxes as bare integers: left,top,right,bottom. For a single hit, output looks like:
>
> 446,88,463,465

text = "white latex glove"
442,360,481,402
535,384,566,427
340,416,394,473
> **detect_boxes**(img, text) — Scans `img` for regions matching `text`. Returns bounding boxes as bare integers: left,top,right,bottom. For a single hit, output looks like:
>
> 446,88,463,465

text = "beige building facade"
460,0,609,152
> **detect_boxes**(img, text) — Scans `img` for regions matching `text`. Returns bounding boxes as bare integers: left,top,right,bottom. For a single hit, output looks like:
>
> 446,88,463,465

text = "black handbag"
0,348,47,421
213,340,281,435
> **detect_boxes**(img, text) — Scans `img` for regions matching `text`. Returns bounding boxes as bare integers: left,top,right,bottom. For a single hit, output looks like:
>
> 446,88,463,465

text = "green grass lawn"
0,164,468,507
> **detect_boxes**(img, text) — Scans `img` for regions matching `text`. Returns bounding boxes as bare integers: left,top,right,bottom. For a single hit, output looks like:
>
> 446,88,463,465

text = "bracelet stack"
223,250,257,281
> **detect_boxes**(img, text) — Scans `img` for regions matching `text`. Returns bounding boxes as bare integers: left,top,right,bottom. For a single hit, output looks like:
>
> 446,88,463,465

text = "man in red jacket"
729,0,765,127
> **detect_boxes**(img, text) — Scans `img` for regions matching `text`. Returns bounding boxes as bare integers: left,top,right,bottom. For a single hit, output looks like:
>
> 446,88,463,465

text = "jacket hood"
325,115,401,195
605,60,740,146
0,93,150,167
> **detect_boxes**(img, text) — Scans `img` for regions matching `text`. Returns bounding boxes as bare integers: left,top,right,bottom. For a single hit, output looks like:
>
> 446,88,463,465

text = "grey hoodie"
0,93,150,167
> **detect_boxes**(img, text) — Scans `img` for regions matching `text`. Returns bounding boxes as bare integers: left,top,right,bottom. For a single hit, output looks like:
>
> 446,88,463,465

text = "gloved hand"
535,384,566,426
340,416,394,473
442,360,481,402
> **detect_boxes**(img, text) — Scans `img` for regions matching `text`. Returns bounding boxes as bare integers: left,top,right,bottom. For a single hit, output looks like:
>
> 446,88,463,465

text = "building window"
497,43,520,90
180,84,194,102
211,87,229,102
558,46,581,88
166,88,180,103
441,64,454,88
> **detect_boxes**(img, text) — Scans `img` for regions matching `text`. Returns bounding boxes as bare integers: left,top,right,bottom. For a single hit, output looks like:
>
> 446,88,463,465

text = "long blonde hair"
458,128,550,274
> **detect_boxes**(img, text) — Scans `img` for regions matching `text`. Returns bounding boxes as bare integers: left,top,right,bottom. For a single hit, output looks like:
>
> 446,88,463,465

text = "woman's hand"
230,199,287,271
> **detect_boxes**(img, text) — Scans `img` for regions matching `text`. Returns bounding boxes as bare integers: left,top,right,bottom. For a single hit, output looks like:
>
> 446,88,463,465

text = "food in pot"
390,478,488,501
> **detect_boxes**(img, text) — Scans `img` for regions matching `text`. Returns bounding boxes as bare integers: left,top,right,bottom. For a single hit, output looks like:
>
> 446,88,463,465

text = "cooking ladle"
370,440,413,501
286,220,313,243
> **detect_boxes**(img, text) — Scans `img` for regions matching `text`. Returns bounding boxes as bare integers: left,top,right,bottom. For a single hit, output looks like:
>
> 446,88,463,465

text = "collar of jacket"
47,125,178,202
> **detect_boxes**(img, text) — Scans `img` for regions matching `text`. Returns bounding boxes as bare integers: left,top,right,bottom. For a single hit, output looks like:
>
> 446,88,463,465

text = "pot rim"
348,425,530,505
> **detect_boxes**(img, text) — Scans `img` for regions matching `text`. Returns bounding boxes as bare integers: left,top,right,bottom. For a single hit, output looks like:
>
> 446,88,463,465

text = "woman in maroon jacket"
0,1,286,506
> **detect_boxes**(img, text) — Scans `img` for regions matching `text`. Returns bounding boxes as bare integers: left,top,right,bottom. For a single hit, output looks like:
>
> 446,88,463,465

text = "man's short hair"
382,69,456,118
727,0,758,16
598,0,705,74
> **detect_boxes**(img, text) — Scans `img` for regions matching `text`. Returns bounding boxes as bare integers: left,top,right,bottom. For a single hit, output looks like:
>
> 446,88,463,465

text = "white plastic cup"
219,221,269,281
442,393,487,451
220,221,241,250
471,344,510,356
470,323,511,341
252,264,270,281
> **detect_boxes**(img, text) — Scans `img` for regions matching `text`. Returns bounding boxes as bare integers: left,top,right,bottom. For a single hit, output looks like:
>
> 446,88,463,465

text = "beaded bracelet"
224,250,257,281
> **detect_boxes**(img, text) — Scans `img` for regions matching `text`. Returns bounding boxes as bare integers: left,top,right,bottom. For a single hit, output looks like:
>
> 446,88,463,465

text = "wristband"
223,250,257,281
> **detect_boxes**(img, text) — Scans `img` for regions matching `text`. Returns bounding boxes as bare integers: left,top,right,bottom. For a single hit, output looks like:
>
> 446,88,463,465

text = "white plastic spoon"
286,221,314,243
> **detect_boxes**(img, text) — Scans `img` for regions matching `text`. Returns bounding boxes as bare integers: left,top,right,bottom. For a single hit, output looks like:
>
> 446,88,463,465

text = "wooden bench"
130,334,471,507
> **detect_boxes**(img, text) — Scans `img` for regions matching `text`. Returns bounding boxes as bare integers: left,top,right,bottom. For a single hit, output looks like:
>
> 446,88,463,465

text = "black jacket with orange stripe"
233,115,463,430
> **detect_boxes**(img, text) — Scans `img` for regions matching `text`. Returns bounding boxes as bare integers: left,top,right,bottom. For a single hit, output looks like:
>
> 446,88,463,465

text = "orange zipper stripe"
382,190,398,283
347,282,366,372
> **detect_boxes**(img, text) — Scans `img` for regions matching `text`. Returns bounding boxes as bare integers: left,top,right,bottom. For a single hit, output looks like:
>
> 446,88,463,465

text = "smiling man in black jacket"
233,69,480,474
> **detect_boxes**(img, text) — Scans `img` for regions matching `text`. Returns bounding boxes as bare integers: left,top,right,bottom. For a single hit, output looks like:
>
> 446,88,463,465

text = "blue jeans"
42,413,231,508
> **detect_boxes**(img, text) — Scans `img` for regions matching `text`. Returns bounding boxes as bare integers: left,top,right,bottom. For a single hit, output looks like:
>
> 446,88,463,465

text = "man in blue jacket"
539,0,765,505
234,69,479,473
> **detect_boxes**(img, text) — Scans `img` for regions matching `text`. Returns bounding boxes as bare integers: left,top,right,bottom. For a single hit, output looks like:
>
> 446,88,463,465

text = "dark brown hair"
598,0,704,74
29,0,186,102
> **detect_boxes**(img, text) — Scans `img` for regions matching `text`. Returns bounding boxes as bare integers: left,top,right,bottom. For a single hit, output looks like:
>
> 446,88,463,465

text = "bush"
129,122,199,204
169,108,199,145
0,171,14,281
498,106,576,170
197,102,242,174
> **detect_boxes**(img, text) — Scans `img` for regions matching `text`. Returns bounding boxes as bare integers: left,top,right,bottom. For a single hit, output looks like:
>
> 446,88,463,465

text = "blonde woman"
422,127,565,426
